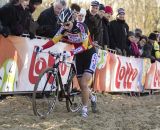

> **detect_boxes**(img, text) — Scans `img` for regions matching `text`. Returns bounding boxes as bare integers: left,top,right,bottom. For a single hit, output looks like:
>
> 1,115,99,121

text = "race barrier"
0,35,160,94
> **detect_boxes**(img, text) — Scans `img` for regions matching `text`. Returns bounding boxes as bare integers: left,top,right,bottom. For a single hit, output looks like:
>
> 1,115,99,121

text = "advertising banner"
0,35,74,93
0,35,159,93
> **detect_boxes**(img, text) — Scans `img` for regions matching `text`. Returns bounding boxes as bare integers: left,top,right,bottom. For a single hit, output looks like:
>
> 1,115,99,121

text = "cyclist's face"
62,21,73,31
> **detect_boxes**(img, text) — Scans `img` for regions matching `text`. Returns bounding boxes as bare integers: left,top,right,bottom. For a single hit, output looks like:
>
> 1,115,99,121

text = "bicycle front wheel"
32,67,59,118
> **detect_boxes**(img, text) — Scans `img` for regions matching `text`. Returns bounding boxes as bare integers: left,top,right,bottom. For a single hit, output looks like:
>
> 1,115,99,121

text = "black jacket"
101,17,110,48
141,42,155,63
109,19,129,50
37,6,60,38
84,10,103,46
0,3,31,36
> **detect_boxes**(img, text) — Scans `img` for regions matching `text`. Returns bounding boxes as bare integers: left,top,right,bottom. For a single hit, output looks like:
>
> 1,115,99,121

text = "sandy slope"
0,93,160,130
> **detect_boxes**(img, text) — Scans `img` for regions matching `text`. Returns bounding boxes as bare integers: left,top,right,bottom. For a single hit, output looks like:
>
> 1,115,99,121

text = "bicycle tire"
32,67,59,118
66,68,82,112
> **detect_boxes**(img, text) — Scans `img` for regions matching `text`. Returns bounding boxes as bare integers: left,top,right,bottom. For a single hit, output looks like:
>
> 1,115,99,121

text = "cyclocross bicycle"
32,50,82,118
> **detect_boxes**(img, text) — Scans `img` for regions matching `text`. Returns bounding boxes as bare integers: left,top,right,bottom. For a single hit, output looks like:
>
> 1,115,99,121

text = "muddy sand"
0,93,160,130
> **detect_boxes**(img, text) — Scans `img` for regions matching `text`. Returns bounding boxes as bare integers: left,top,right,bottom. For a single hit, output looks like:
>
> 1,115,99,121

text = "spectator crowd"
0,0,160,62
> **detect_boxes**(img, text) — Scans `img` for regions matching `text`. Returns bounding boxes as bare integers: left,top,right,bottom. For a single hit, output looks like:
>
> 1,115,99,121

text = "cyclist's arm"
42,28,63,49
70,37,89,55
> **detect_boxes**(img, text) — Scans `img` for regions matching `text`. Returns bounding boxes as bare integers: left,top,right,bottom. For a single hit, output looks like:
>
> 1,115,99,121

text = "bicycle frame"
40,51,77,98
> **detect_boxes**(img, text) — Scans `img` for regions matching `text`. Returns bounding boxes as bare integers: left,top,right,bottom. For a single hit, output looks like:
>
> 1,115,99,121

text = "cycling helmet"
58,8,73,23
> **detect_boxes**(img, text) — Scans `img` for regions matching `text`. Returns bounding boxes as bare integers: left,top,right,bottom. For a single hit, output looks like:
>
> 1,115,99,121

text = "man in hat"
109,8,129,55
36,0,66,38
84,0,103,46
102,5,113,49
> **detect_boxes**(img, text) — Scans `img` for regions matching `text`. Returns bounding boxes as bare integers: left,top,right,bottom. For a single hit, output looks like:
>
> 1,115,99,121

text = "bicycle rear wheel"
32,67,59,118
66,69,82,112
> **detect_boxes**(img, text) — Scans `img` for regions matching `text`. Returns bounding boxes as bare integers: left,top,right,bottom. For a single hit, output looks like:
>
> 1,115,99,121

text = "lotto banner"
94,50,151,92
0,35,74,93
109,55,145,92
144,61,160,89
0,35,160,93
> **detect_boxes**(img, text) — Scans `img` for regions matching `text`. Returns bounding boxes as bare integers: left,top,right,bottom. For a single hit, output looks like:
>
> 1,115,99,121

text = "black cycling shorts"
75,47,98,78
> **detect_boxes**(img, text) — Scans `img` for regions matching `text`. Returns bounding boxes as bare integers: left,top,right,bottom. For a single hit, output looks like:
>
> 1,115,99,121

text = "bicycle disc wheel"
66,69,82,112
32,67,59,118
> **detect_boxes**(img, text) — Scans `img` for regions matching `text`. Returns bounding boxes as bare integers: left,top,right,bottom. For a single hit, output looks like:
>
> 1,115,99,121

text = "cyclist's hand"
35,46,43,53
63,51,73,58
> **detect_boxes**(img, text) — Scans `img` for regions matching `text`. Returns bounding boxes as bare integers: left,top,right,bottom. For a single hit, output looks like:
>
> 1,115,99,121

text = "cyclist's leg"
78,73,92,104
84,48,98,113
78,72,93,117
76,47,98,117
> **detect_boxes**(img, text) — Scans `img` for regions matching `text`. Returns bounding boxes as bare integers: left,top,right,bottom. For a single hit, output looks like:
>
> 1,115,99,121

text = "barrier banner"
0,35,159,93
94,50,148,92
145,61,160,89
0,35,74,93
110,55,145,92
93,50,110,92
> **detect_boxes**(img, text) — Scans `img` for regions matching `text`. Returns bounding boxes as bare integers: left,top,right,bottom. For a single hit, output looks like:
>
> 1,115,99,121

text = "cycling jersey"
41,21,98,76
42,21,93,55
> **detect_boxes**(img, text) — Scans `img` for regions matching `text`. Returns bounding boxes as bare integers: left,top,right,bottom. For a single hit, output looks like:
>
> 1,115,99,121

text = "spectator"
157,33,160,43
28,0,42,14
150,32,160,61
101,5,113,49
0,19,10,37
0,0,32,36
109,8,129,55
9,0,19,4
84,0,103,46
135,28,142,37
77,8,86,22
27,0,42,38
134,28,142,43
97,4,105,48
70,3,81,20
104,5,113,20
36,0,66,38
98,4,105,19
141,33,156,63
126,31,140,57
138,35,148,56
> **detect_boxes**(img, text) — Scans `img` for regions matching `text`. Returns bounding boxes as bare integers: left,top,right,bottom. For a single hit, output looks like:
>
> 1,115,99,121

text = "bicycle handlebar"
36,50,74,66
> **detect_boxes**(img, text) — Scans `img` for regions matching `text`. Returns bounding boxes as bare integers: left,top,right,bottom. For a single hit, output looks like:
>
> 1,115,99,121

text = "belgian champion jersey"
52,22,93,53
42,21,94,55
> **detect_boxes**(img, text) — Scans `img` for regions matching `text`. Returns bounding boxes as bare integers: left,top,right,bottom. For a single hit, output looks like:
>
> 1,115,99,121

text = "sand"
0,93,160,130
